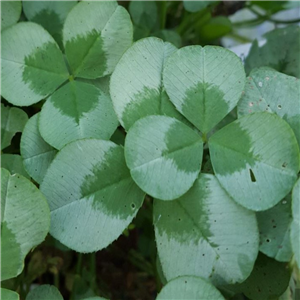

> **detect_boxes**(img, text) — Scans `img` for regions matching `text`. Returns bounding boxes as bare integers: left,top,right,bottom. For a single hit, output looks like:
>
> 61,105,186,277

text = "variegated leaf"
1,1,22,31
125,115,203,200
39,80,118,150
1,168,50,280
154,174,259,285
163,45,246,134
63,0,133,79
40,139,145,253
291,178,300,268
1,22,69,106
209,112,299,211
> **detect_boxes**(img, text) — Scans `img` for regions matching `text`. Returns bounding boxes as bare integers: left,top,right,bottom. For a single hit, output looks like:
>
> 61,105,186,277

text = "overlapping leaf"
156,276,225,300
40,139,145,252
291,178,300,267
25,285,63,300
238,67,300,146
20,113,57,183
1,289,19,300
39,80,118,150
125,116,203,200
110,37,187,130
1,22,69,106
245,25,300,78
1,1,22,31
63,1,132,79
1,154,29,179
154,174,259,284
1,104,28,150
209,112,299,211
163,45,246,134
23,1,77,48
1,168,50,280
257,196,292,262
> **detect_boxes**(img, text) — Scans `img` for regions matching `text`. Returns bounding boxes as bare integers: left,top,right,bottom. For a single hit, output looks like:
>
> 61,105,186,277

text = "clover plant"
1,1,299,299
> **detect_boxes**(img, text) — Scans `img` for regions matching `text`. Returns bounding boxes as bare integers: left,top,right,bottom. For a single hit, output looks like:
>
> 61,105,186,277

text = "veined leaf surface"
39,80,118,150
163,45,245,134
154,174,259,284
209,112,299,211
1,22,69,106
63,1,133,79
40,139,145,253
125,115,203,200
1,168,50,280
110,37,186,130
238,67,300,146
20,113,57,184
1,154,29,179
156,276,225,300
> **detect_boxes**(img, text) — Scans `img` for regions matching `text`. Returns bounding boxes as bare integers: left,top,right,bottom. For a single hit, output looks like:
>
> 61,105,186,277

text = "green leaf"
1,288,19,300
245,25,300,78
1,22,69,106
129,1,158,32
125,116,203,201
25,285,63,300
63,1,133,79
1,104,28,150
224,253,291,300
209,112,300,211
40,139,145,252
1,1,22,31
110,37,187,130
291,178,300,268
154,174,259,284
1,168,50,280
1,154,29,179
39,80,118,150
238,67,300,147
257,195,292,262
23,1,77,49
20,113,57,184
163,45,246,134
183,1,216,13
156,276,225,300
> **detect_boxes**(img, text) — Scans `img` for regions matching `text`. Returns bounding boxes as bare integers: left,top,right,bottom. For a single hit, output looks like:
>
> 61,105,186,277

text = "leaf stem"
159,1,167,29
76,253,83,275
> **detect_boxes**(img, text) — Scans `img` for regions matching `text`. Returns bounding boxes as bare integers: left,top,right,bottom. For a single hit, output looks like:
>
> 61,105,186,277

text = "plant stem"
159,1,167,29
76,253,83,275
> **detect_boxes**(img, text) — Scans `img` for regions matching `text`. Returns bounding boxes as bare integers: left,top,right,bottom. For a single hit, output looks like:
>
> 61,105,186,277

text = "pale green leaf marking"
156,276,225,300
110,37,188,130
40,139,145,253
163,45,246,133
245,25,300,78
1,104,28,150
1,22,69,106
154,174,259,285
25,285,63,300
209,112,300,211
183,1,216,12
20,113,57,184
39,80,118,150
63,1,133,79
1,168,50,280
1,1,22,31
1,288,19,300
223,253,291,300
257,195,293,262
291,178,300,268
23,1,77,48
1,154,29,179
125,115,203,200
238,67,300,146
